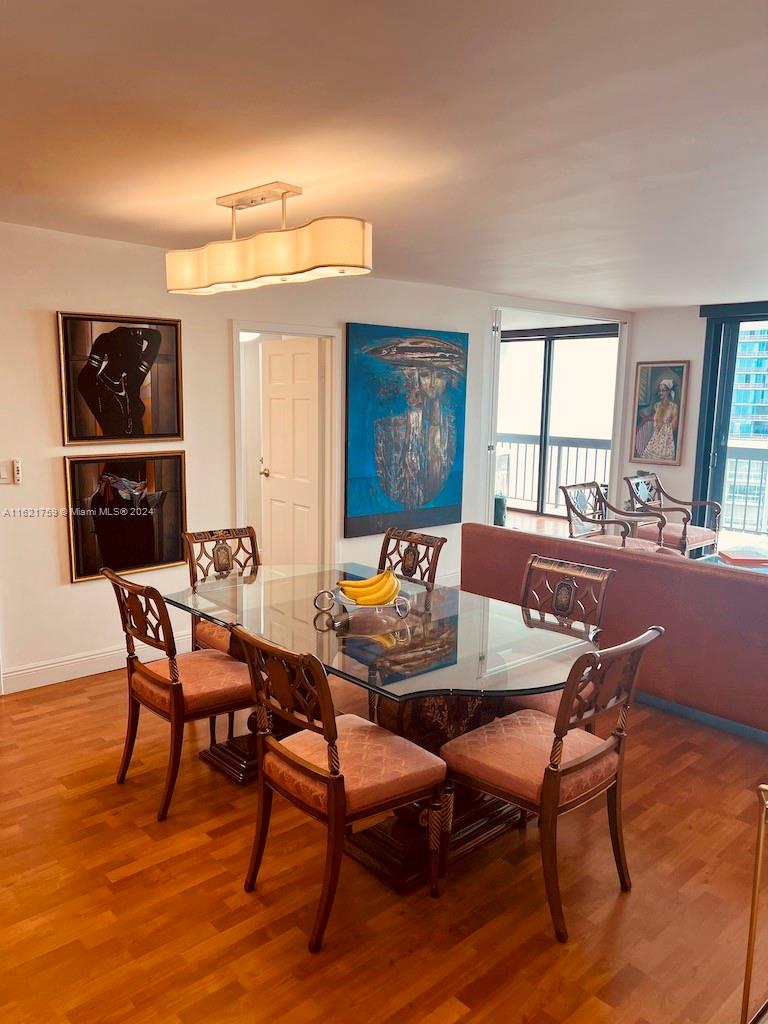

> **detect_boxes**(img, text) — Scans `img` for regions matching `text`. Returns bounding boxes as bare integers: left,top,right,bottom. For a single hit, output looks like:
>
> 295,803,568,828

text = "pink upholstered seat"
135,650,253,714
328,677,371,718
440,709,618,806
264,714,446,814
195,620,231,654
636,521,716,550
580,534,660,552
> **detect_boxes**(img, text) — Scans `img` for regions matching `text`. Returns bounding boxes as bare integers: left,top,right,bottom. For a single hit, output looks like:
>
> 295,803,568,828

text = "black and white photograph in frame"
65,451,187,583
58,312,183,445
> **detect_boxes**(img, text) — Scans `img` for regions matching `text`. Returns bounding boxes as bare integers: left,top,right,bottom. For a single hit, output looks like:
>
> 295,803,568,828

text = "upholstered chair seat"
195,620,232,654
134,650,252,714
582,534,660,552
441,710,618,806
328,677,372,719
635,521,716,550
264,714,446,815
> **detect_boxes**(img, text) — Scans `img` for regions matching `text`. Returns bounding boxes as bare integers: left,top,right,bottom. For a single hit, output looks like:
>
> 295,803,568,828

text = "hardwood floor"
1,668,764,1023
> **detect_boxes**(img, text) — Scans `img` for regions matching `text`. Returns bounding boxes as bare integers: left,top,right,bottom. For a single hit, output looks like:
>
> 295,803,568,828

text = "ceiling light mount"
166,181,372,294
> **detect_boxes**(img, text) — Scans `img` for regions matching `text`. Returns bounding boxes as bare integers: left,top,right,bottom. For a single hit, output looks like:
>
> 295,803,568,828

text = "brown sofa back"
461,522,768,732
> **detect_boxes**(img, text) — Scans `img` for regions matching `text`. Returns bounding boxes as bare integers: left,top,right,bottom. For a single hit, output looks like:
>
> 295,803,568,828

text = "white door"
259,336,322,567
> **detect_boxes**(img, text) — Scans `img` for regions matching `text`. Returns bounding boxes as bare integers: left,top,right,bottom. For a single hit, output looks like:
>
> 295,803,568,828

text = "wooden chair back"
183,527,260,585
551,627,664,765
378,528,447,588
102,567,176,662
520,554,614,630
625,473,663,511
232,625,339,758
560,481,608,538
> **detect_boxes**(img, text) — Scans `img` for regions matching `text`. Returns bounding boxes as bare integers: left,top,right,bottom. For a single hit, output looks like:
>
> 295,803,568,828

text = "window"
495,323,619,516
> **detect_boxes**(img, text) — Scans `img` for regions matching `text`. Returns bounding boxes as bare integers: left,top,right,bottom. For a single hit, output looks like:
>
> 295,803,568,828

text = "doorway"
235,325,337,568
491,310,621,519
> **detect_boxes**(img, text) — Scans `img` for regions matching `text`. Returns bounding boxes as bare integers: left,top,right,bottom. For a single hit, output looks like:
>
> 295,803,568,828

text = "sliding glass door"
495,324,619,516
695,306,768,540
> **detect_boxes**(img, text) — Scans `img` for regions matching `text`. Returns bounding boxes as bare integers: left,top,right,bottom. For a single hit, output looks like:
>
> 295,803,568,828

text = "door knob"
259,467,270,477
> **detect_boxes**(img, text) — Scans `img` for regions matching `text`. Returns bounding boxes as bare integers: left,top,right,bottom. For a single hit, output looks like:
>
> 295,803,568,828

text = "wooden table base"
198,734,259,784
345,789,525,890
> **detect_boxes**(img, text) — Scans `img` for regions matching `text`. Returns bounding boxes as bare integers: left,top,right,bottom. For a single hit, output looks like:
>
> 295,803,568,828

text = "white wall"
617,306,705,498
0,218,631,692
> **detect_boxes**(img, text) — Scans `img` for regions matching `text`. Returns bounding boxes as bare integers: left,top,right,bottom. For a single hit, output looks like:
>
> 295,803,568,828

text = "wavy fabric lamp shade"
165,184,372,294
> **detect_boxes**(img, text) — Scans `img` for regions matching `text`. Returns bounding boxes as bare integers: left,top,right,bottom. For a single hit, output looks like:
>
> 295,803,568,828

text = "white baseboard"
1,632,192,695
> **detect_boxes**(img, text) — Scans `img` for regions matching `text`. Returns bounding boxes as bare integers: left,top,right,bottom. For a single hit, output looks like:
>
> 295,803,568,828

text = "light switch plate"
0,461,11,484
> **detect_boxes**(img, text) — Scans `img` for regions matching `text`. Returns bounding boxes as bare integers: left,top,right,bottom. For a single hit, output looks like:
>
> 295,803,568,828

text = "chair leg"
208,716,217,747
439,783,454,878
157,719,184,822
428,797,442,897
309,820,345,953
116,695,140,784
367,691,377,723
227,711,235,740
607,780,631,891
539,804,568,942
244,783,274,892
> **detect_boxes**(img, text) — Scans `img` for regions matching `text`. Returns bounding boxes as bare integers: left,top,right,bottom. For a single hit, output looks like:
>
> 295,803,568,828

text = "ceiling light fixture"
165,182,372,294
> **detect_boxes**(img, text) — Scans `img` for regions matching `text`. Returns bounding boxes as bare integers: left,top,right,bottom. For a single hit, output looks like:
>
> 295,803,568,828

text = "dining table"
165,561,597,888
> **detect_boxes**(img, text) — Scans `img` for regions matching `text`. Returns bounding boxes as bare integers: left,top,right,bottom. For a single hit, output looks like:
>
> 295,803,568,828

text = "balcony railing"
495,433,612,513
722,447,768,534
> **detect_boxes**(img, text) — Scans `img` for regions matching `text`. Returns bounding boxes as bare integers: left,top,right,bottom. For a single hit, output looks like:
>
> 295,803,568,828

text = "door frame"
232,319,342,566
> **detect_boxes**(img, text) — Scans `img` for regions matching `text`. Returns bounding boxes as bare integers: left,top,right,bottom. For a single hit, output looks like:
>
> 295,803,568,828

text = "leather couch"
460,522,768,733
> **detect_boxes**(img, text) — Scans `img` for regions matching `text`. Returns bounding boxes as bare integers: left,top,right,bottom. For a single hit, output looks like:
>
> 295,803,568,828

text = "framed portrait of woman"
630,361,689,466
58,312,183,445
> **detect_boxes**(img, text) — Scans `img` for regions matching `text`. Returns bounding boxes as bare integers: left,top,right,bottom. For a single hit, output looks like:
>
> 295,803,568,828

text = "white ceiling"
1,0,767,309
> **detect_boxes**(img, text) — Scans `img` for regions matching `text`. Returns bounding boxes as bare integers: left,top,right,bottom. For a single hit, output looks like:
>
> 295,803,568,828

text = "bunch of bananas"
337,569,400,606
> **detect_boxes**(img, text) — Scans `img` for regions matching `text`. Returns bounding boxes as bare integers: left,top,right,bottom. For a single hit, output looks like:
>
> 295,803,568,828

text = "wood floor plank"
0,667,762,1022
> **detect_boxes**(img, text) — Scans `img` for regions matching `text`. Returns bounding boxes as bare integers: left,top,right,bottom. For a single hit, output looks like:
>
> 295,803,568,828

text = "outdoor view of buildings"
723,321,768,533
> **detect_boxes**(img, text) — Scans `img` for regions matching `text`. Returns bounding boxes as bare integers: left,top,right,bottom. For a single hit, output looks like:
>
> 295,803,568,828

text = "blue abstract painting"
344,322,468,538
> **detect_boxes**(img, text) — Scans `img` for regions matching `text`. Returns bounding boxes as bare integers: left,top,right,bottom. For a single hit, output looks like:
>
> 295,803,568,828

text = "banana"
351,572,400,606
336,569,388,593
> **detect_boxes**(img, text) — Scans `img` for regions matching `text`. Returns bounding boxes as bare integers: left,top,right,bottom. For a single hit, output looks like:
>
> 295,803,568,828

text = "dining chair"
561,481,668,552
182,526,260,742
624,473,721,556
378,527,447,589
103,568,254,821
504,554,615,719
440,625,663,942
231,624,452,952
333,528,447,719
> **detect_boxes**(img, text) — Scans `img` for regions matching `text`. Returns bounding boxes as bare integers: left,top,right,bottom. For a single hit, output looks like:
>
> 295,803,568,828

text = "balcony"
722,446,768,535
495,433,611,514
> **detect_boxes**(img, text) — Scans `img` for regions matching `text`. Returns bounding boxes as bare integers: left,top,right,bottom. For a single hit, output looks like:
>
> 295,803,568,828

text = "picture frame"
65,451,187,583
58,311,183,445
344,322,468,538
630,360,689,466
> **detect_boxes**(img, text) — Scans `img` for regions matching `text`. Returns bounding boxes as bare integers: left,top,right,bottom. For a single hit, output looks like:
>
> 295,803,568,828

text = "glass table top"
164,563,596,702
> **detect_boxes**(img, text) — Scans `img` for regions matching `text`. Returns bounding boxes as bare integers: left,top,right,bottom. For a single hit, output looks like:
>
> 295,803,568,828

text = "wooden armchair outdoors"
560,481,667,553
505,554,615,719
624,473,721,556
102,568,253,821
232,625,451,952
440,625,663,942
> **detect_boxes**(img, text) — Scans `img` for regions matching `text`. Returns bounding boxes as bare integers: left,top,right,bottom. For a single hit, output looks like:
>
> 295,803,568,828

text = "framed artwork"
344,322,468,538
65,451,186,582
58,312,183,445
630,361,689,466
